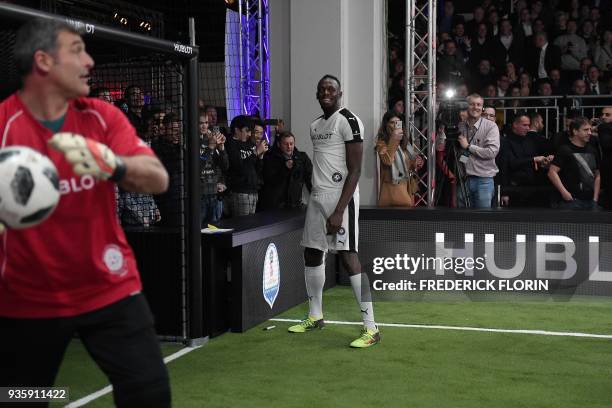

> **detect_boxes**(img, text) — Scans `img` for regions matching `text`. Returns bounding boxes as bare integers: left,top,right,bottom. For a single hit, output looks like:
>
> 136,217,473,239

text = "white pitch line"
64,346,201,408
271,318,612,339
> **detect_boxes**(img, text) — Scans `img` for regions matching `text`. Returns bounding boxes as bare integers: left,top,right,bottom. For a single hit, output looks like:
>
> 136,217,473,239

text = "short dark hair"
14,18,81,77
277,131,295,143
318,74,341,90
90,87,110,97
569,116,590,135
162,112,180,126
230,115,252,134
513,113,530,123
483,104,496,112
124,85,142,99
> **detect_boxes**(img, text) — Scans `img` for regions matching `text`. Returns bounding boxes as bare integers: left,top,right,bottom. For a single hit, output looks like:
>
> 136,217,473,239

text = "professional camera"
437,89,463,141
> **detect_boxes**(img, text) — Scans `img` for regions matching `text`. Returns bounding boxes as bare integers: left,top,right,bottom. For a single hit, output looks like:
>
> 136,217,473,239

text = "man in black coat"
526,32,562,80
259,131,313,210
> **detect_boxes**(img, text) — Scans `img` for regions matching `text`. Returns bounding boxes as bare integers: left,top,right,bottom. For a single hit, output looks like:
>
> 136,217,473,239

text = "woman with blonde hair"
375,111,421,207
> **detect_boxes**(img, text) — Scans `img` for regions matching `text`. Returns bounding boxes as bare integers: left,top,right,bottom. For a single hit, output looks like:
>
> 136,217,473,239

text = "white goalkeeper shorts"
300,189,359,253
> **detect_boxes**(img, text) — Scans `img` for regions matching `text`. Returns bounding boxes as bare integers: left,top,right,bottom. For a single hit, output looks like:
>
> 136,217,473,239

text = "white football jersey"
309,107,364,193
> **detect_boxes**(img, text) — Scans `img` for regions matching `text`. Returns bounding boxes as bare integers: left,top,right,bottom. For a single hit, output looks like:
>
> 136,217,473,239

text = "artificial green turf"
53,286,612,407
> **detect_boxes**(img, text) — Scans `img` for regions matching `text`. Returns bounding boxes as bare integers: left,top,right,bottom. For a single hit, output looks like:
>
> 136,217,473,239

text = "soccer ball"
0,146,60,229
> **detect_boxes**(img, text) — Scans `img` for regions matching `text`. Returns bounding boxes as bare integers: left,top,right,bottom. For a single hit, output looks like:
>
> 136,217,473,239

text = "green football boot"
287,316,325,333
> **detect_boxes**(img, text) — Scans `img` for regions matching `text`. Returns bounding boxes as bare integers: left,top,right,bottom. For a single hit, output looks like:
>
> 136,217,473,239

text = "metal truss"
405,0,436,206
238,0,270,119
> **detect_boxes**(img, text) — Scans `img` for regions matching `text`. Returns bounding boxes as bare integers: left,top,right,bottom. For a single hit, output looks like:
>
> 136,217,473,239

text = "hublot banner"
358,212,612,300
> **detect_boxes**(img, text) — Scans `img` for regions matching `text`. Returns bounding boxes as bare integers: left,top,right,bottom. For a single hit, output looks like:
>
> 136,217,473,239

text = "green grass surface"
54,287,612,407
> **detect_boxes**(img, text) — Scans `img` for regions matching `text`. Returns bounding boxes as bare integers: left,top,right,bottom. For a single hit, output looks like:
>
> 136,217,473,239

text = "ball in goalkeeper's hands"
48,132,125,181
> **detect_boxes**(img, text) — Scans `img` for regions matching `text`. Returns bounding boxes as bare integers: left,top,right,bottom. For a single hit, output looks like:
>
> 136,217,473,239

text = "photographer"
259,131,312,210
456,94,500,208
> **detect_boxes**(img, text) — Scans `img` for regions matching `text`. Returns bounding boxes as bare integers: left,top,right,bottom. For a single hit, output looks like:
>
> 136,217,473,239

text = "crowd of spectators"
92,86,313,227
385,0,612,210
389,0,612,114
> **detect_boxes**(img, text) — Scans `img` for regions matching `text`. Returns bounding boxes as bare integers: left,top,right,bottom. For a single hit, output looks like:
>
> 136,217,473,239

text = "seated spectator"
579,19,598,50
452,22,471,61
518,71,533,96
469,23,494,72
496,73,511,99
554,19,588,72
389,96,404,116
548,116,600,209
548,68,567,95
375,112,421,207
586,66,608,95
530,79,555,108
568,78,588,110
199,109,228,225
517,6,533,38
578,57,593,82
505,62,519,85
497,114,553,207
466,6,486,40
259,131,312,210
470,59,495,93
482,105,497,122
593,29,612,72
225,115,264,216
437,40,468,84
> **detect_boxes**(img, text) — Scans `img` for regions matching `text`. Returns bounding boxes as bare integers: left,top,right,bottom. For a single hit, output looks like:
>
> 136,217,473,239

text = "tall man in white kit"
288,75,380,348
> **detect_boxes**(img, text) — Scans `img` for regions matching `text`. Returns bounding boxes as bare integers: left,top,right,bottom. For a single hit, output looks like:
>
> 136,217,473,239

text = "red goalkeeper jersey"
0,94,153,318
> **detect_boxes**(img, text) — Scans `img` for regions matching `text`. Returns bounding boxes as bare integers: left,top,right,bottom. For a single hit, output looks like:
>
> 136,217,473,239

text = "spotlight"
444,89,456,99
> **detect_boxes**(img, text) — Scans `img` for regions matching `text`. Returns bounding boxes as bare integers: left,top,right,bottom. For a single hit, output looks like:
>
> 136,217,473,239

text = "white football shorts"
300,189,359,253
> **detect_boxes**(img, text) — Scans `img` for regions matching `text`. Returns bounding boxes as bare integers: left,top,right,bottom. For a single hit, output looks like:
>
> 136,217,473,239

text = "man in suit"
586,66,609,95
527,32,562,80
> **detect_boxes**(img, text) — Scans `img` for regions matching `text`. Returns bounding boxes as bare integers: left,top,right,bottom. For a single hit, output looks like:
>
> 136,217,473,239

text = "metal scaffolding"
405,0,436,206
238,0,270,119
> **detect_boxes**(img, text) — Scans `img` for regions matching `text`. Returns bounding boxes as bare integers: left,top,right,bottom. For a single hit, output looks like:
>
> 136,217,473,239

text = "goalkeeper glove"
48,132,126,181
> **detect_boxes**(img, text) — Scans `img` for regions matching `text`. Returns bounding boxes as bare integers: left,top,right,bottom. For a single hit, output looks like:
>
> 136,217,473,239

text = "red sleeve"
93,99,154,157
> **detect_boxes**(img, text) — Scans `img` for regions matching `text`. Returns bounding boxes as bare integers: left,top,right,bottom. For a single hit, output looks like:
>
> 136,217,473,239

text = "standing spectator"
152,112,183,227
259,131,313,210
519,71,533,96
225,115,265,216
453,22,472,61
596,106,612,209
0,18,171,406
569,78,588,110
124,85,146,136
593,29,612,72
456,93,501,208
204,105,218,127
375,112,421,207
527,32,562,80
548,117,600,209
91,87,113,104
578,57,593,81
496,114,553,207
199,109,228,225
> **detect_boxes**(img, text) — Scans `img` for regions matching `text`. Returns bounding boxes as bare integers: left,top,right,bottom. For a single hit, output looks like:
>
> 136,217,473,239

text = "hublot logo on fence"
174,43,193,55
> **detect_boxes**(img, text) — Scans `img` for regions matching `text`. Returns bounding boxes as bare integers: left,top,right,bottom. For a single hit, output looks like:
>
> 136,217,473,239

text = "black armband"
110,156,127,182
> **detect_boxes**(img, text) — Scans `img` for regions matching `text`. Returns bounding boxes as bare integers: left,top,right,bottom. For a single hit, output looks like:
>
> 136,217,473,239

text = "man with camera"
456,93,500,208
